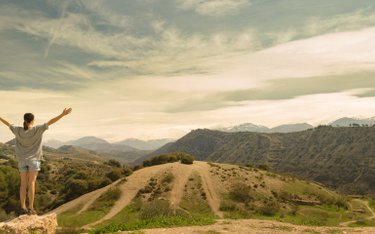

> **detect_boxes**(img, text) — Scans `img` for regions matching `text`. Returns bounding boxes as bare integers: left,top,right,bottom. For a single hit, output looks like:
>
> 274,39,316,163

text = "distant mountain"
219,123,269,133
66,136,111,147
141,126,375,198
115,138,174,150
330,117,375,127
270,123,313,133
44,139,64,149
220,123,313,133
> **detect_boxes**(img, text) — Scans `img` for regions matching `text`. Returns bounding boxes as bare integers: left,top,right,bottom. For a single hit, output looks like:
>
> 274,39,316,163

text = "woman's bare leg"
27,171,38,210
20,172,28,210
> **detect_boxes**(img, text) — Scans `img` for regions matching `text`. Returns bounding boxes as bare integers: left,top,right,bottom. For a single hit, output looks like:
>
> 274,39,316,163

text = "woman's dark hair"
23,113,34,130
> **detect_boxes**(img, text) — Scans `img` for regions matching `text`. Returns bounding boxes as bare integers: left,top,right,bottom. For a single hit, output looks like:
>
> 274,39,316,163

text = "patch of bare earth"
120,218,375,234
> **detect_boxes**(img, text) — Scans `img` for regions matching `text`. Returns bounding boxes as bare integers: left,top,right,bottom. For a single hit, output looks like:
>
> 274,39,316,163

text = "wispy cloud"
177,0,251,16
304,10,375,36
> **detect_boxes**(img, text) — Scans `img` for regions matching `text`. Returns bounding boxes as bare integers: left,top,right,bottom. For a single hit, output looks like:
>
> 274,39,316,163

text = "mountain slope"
53,161,375,233
219,123,313,133
330,117,375,127
141,126,375,198
115,138,174,151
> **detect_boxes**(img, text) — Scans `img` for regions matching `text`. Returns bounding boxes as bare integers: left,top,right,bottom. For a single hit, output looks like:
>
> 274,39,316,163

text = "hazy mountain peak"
67,136,110,146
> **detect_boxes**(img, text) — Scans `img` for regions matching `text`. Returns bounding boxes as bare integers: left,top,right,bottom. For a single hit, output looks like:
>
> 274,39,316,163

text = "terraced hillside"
52,161,375,233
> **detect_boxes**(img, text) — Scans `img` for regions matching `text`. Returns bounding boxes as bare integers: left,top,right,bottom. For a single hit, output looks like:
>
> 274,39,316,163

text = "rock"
0,213,57,234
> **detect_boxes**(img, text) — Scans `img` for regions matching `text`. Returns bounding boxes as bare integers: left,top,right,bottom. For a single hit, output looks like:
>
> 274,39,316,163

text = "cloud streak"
177,0,251,16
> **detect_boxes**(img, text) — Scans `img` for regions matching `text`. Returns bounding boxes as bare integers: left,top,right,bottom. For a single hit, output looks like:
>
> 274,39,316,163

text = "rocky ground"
121,219,375,234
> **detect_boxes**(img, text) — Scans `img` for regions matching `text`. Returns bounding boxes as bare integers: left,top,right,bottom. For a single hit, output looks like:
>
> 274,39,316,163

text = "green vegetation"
143,152,195,167
58,187,121,228
90,172,215,233
90,199,215,234
154,127,375,200
0,143,132,221
349,219,375,227
214,165,353,227
0,160,20,218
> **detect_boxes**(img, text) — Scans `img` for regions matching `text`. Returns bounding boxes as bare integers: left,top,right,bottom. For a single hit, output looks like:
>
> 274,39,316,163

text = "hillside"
52,160,375,233
220,123,313,133
139,126,375,198
0,143,132,222
44,136,151,164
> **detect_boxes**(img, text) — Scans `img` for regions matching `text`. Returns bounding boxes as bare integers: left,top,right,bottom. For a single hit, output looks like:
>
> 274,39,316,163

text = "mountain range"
45,136,173,151
42,136,174,164
219,123,314,133
140,125,375,199
218,116,375,133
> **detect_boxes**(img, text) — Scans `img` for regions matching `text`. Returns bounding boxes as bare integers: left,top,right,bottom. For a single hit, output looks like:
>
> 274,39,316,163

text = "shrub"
162,172,175,184
139,200,174,220
143,152,195,167
105,160,122,168
180,154,194,165
259,200,279,216
229,182,252,203
106,169,123,181
122,167,133,176
219,200,238,211
258,163,271,171
66,179,89,198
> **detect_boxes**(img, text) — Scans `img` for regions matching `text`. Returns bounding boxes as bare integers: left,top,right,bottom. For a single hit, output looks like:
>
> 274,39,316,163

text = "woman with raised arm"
0,108,72,215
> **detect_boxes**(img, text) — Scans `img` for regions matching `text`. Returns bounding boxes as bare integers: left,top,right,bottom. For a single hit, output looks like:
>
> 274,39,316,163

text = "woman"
0,108,72,215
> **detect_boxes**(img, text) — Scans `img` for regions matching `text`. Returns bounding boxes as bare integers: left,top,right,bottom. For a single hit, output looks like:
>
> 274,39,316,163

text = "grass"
58,187,121,227
90,175,217,234
349,219,375,227
90,215,216,233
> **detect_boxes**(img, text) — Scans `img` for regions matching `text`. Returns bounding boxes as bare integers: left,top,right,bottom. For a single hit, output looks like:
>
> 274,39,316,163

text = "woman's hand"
62,108,72,116
48,108,73,126
0,116,11,127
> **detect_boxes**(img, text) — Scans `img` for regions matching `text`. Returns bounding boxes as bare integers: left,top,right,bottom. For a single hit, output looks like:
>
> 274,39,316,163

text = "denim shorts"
18,160,41,172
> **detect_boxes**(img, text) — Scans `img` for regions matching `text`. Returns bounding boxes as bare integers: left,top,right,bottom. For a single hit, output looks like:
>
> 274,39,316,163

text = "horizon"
1,0,375,142
2,115,373,144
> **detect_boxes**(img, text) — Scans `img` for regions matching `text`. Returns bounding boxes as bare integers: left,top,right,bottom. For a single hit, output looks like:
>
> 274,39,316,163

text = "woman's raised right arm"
0,117,11,127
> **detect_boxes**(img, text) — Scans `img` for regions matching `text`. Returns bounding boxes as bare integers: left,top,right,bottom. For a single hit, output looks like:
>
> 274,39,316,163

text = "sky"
1,0,375,142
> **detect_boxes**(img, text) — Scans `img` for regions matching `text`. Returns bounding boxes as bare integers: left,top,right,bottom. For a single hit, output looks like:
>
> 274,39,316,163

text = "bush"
105,160,122,168
162,172,175,184
122,167,133,176
259,200,279,216
139,200,174,220
143,152,195,167
66,179,89,198
219,200,238,211
258,163,271,171
106,169,123,181
229,182,252,203
180,154,194,165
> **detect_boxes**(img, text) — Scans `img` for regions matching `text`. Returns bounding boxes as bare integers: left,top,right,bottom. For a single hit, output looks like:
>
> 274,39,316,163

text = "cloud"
164,72,375,113
2,1,375,142
304,10,375,36
178,0,251,16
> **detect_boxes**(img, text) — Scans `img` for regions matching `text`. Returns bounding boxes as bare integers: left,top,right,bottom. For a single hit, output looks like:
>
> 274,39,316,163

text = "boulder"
0,213,57,234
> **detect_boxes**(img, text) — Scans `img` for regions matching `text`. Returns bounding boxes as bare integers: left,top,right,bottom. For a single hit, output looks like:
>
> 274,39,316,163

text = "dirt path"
49,179,122,215
194,161,224,218
169,164,194,209
121,218,375,234
340,199,375,226
83,163,174,229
